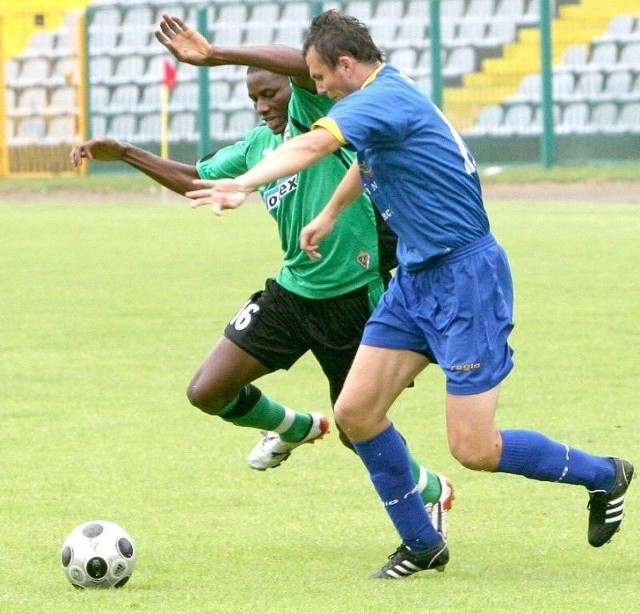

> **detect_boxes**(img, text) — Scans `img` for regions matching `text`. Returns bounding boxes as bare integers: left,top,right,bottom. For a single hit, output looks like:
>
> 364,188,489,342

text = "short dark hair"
302,10,383,68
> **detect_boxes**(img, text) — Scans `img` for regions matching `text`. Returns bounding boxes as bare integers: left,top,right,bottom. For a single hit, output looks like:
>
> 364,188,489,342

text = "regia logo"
356,251,371,269
450,362,481,372
263,175,298,211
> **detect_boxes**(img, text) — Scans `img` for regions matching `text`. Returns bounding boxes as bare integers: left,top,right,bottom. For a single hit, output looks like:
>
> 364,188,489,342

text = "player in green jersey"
71,18,454,533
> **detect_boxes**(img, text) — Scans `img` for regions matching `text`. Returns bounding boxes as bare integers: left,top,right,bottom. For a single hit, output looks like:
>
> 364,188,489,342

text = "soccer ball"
60,520,136,589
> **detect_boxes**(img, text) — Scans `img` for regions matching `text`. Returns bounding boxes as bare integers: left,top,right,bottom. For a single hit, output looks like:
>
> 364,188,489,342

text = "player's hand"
185,179,253,216
155,14,212,66
300,211,337,260
69,137,125,168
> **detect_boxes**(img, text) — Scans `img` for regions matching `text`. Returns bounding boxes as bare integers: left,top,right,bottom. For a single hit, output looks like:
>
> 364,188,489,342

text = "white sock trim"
272,407,297,434
416,465,428,493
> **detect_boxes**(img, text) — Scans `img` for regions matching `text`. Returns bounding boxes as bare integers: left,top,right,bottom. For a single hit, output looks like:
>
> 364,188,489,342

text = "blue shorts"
362,234,514,395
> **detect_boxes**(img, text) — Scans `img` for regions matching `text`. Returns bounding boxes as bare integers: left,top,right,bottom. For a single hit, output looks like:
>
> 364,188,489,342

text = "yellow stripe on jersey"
312,117,346,145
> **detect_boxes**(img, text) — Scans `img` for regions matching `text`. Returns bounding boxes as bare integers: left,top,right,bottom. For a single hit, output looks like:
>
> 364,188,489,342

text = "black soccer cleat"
587,457,635,548
370,540,449,580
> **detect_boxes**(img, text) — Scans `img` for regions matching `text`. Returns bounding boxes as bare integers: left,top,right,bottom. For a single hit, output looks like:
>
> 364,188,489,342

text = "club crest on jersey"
263,175,298,211
356,250,371,270
359,161,379,195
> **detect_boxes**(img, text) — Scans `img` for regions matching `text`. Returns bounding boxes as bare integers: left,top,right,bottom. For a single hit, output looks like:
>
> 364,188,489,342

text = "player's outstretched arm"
155,14,312,86
70,137,199,196
185,129,340,215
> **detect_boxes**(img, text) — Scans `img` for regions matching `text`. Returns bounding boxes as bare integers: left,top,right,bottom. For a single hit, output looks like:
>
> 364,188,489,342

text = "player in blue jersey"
185,10,634,579
72,20,455,534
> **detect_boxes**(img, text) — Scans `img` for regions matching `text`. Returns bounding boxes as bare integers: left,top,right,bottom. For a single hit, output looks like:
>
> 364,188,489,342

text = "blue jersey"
314,64,490,270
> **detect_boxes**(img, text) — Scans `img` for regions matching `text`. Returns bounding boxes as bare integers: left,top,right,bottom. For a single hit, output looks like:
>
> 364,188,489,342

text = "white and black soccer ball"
60,520,136,589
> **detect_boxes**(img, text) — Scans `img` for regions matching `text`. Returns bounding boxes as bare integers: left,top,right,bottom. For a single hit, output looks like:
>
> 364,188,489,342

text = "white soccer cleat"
425,474,455,539
247,412,330,470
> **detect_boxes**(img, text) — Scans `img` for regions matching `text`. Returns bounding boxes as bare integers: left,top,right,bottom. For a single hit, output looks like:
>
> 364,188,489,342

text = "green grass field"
1,177,639,613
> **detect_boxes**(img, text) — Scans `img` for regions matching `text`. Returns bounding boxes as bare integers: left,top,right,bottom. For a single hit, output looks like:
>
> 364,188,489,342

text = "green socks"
409,456,443,506
218,384,312,442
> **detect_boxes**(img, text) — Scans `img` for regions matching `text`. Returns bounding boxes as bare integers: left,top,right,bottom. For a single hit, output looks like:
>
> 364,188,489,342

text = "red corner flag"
162,59,177,90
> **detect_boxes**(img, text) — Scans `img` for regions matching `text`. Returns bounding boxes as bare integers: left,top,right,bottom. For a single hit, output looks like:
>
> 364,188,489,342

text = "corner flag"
161,60,177,159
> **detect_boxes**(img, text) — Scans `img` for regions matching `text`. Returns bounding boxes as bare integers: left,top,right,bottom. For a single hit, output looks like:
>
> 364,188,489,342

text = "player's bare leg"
188,337,328,467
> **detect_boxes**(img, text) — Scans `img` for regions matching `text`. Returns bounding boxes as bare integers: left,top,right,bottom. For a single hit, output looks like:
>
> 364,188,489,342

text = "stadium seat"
6,87,17,112
118,26,155,56
602,70,633,100
397,21,430,45
501,103,533,135
561,44,589,68
441,0,465,19
443,46,476,79
209,80,232,106
226,109,260,139
169,111,198,142
140,55,170,85
344,1,375,21
88,26,120,54
15,57,51,88
108,113,138,140
494,0,526,20
121,5,154,29
599,15,635,43
484,18,517,46
109,83,140,113
619,41,640,68
46,115,77,144
13,116,47,144
273,22,306,46
89,56,115,85
589,42,619,68
281,2,309,21
552,72,576,101
136,113,161,142
5,59,19,83
405,0,430,20
589,102,619,132
388,47,420,72
110,54,146,85
466,104,504,135
15,86,48,117
616,101,640,132
138,83,162,113
90,84,110,111
89,6,122,28
465,0,496,18
573,71,605,101
47,86,77,115
20,30,57,60
457,19,488,45
210,111,227,138
169,81,199,113
90,113,108,137
557,102,590,134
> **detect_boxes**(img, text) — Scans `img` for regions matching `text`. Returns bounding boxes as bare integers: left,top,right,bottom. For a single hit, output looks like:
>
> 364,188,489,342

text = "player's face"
305,47,354,100
246,71,291,135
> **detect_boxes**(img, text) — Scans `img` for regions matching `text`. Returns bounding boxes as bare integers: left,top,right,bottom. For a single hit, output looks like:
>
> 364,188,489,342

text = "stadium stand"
3,0,640,170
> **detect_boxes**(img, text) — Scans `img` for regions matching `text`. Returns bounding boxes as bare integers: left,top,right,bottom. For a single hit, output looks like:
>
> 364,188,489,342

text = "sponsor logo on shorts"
450,362,481,372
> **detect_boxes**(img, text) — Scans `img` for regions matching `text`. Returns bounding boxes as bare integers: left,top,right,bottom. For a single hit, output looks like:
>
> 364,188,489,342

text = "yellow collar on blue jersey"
361,63,385,89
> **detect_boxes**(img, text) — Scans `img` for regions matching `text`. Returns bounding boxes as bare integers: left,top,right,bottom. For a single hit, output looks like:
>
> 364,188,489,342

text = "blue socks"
498,429,616,491
353,424,442,551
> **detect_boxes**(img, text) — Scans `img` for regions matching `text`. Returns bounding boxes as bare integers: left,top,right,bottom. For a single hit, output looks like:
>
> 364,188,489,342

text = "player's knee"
449,440,499,471
186,379,225,415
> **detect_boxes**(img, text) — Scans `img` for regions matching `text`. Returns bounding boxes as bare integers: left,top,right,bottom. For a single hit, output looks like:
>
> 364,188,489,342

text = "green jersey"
196,83,385,302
